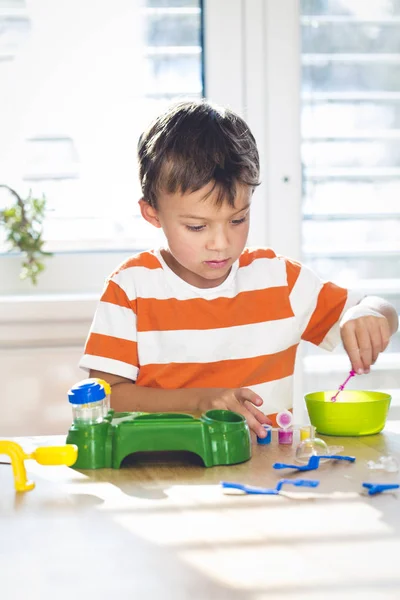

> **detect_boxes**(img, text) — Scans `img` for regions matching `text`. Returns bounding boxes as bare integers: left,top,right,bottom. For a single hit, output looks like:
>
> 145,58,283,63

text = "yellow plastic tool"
0,441,78,492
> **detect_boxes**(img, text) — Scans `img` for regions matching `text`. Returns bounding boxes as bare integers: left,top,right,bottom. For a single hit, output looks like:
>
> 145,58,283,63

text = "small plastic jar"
87,378,111,416
300,424,315,442
257,424,272,445
276,409,294,446
68,380,106,425
278,428,294,445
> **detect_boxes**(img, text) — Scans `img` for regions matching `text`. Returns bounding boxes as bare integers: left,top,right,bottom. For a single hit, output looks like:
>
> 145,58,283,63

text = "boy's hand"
198,388,271,438
340,304,391,375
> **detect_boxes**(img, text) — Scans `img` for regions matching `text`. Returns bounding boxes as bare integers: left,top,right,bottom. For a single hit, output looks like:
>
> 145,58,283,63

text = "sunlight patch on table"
111,485,391,547
62,481,167,510
179,539,400,591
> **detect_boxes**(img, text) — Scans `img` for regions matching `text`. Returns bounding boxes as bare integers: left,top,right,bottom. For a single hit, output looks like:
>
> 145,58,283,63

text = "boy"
80,100,398,439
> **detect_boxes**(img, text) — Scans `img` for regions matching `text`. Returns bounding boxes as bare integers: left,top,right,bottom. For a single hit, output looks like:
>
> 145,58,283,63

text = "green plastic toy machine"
66,380,251,469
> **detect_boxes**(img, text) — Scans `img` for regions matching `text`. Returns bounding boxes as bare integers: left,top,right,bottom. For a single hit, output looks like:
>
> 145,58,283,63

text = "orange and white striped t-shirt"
80,247,361,414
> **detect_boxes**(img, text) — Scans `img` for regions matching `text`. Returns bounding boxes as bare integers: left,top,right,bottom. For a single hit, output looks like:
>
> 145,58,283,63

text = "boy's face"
139,182,252,288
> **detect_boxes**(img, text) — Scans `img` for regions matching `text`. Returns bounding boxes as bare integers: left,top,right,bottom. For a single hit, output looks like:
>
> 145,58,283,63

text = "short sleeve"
284,257,364,351
79,277,139,380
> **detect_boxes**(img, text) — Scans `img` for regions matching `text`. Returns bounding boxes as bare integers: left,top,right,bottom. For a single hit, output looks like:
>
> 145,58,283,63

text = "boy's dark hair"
137,100,260,208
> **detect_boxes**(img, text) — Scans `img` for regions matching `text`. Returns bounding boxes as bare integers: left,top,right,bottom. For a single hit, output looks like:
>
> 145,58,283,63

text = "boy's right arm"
89,369,270,438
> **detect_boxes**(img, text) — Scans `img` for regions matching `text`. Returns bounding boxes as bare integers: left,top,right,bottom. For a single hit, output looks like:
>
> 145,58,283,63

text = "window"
301,0,400,399
0,0,203,293
2,0,397,406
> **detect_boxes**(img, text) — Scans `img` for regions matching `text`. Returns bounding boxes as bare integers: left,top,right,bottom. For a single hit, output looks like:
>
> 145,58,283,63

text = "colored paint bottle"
278,428,294,445
276,409,294,446
300,425,315,442
257,424,272,445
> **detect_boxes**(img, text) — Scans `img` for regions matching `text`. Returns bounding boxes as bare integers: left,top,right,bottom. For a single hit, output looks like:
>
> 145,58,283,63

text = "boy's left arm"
340,296,399,374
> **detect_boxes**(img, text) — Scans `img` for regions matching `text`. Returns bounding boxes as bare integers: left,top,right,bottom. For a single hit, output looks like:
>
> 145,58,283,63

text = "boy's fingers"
341,327,364,374
238,388,263,407
369,325,382,364
240,405,267,438
342,314,392,374
355,326,372,372
234,389,272,435
244,401,271,425
380,318,391,352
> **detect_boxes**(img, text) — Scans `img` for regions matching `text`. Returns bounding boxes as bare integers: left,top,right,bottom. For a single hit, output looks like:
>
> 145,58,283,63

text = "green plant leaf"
0,184,53,285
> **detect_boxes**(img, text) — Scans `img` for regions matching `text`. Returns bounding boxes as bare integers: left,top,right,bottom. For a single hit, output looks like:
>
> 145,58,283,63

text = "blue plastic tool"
273,454,356,472
221,478,320,495
362,483,400,496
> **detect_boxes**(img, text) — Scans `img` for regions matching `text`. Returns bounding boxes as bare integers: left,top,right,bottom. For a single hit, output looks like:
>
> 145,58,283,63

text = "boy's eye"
231,216,247,225
186,225,205,232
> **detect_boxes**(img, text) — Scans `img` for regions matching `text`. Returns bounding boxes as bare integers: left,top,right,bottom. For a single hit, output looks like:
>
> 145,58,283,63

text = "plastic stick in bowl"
331,370,356,402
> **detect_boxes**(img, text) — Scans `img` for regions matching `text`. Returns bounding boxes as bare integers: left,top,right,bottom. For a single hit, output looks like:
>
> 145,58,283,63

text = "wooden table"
2,423,400,600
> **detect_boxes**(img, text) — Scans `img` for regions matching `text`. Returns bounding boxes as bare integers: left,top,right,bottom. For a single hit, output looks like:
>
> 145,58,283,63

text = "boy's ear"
139,198,162,229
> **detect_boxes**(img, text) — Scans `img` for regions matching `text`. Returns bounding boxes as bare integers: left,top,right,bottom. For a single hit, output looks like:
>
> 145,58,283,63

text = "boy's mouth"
204,259,230,269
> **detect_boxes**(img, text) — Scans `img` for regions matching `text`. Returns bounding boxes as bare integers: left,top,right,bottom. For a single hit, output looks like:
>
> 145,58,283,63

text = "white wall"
0,347,82,436
0,295,95,435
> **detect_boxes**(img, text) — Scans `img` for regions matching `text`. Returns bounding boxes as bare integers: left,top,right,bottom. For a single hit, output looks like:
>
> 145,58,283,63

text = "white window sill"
0,294,98,348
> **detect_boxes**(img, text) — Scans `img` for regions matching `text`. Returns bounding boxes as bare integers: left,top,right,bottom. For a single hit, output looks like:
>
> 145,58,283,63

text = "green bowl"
305,390,391,436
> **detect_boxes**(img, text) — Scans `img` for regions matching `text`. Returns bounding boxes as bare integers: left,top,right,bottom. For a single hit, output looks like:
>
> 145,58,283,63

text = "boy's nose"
206,229,229,251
